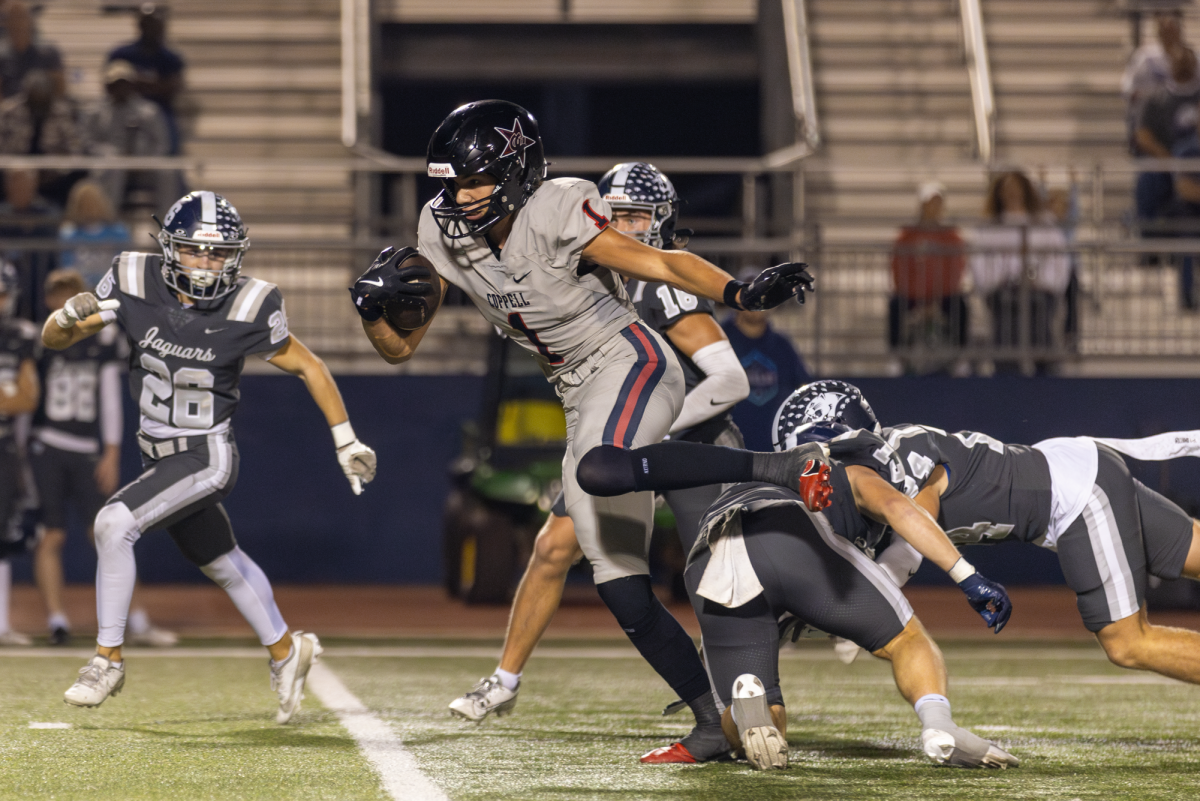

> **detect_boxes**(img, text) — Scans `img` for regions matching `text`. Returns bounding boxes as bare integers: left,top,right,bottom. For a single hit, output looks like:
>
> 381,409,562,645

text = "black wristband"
723,280,747,310
349,288,385,322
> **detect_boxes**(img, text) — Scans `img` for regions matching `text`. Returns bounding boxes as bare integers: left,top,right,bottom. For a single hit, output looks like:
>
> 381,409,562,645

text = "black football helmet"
426,100,547,239
598,162,679,249
156,190,250,301
771,380,880,452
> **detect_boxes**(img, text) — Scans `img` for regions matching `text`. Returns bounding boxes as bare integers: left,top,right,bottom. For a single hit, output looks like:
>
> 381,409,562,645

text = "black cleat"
48,626,70,646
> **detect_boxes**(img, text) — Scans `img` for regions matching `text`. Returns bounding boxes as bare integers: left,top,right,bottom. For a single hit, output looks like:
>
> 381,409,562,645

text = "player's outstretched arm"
267,333,377,495
663,313,749,434
41,293,118,350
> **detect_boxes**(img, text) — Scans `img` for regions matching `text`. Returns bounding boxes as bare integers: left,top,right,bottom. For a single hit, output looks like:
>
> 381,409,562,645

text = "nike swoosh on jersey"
205,327,228,334
360,278,384,287
513,272,531,283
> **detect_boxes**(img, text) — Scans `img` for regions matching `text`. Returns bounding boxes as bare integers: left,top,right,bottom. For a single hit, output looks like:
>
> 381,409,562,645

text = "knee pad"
595,574,658,635
576,445,637,497
93,503,139,552
168,504,237,567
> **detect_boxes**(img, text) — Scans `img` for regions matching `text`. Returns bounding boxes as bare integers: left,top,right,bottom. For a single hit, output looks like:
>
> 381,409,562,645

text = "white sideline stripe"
306,662,449,801
28,722,71,729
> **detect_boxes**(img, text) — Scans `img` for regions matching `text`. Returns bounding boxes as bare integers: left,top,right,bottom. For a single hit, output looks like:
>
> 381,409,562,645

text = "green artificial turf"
1,641,1198,800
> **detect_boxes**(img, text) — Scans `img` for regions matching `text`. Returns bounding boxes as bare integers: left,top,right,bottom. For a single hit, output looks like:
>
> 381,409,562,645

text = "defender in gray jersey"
42,191,377,723
446,163,751,733
794,380,1200,695
355,102,827,762
684,423,1017,770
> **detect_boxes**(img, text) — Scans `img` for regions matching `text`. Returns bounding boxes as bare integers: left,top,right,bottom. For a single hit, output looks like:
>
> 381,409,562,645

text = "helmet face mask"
427,100,547,239
771,380,880,452
598,162,679,249
157,191,249,302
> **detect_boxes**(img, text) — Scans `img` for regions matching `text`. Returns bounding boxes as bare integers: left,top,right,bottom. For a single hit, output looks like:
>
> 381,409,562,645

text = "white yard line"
306,662,449,801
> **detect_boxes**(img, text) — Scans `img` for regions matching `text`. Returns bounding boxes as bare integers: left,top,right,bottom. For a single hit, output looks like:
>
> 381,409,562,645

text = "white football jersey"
418,178,639,377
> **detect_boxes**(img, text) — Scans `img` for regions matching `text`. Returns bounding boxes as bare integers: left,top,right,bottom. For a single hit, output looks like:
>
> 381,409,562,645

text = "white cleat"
0,629,33,646
832,636,863,665
731,673,788,770
64,654,125,707
271,631,321,724
922,727,1020,769
449,675,519,722
129,626,179,648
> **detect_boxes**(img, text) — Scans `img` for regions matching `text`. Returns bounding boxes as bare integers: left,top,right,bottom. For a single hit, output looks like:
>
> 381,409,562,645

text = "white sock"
200,547,288,646
914,694,954,730
48,612,70,631
495,667,521,690
128,608,151,635
0,559,10,632
93,504,142,647
271,644,295,669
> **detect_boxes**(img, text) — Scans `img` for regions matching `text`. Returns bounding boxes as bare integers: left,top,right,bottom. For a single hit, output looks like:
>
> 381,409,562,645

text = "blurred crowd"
0,1,185,321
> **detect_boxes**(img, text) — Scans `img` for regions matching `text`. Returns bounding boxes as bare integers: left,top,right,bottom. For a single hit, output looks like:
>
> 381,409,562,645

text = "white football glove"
332,422,376,495
55,293,120,328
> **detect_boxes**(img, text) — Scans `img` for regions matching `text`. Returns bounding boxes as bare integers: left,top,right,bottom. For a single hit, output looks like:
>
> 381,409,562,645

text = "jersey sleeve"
636,280,715,332
537,180,612,267
829,429,908,492
236,285,290,357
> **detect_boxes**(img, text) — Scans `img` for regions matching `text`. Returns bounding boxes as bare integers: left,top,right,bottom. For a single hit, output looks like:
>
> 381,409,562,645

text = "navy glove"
350,246,433,322
957,572,1012,633
725,262,815,311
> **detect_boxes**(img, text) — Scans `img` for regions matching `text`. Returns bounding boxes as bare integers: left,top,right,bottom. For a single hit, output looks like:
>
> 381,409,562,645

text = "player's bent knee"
1097,616,1149,669
576,445,637,497
92,503,139,551
532,515,582,572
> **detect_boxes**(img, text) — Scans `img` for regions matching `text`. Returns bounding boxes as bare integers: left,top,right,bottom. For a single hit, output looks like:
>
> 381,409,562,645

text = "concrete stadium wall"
15,375,1200,587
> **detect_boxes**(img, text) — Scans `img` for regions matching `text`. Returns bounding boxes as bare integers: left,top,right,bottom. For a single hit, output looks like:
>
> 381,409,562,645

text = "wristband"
948,557,976,584
723,280,747,310
332,421,357,449
350,289,385,322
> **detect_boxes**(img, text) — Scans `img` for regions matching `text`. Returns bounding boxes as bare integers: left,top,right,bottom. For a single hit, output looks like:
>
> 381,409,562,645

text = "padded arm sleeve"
669,339,749,435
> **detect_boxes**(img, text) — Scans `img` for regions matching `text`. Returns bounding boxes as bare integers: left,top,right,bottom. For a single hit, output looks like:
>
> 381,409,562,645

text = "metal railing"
781,0,821,157
958,0,996,163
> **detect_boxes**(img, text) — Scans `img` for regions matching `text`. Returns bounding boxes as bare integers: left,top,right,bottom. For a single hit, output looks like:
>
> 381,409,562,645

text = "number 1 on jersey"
508,313,564,365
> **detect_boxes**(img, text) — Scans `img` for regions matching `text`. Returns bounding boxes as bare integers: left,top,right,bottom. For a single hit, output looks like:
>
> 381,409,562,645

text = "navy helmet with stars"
155,190,250,302
771,380,881,452
598,162,680,250
426,99,548,239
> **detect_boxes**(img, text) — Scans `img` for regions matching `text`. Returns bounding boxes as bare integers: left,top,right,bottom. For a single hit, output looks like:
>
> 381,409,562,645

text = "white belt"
137,433,193,460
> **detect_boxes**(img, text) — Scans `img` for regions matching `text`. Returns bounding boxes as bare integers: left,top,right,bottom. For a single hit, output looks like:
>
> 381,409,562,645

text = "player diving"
42,191,378,723
444,162,750,726
351,100,831,762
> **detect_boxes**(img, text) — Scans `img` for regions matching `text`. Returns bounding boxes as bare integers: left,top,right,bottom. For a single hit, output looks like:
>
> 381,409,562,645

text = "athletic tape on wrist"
948,557,976,584
331,421,356,449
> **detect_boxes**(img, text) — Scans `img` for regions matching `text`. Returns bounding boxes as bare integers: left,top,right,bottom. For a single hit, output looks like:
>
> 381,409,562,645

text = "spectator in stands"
108,5,185,154
0,70,84,207
971,170,1071,375
0,169,59,318
1041,168,1082,342
85,59,172,214
888,181,969,375
721,305,810,451
1135,45,1200,230
1124,8,1187,153
1156,114,1200,309
0,1,65,99
58,181,129,287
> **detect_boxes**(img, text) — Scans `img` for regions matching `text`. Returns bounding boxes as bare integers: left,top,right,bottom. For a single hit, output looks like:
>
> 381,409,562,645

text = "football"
383,253,441,331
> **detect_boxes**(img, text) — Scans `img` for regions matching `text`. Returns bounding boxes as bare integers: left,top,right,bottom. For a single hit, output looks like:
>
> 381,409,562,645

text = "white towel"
1093,430,1200,462
695,512,765,608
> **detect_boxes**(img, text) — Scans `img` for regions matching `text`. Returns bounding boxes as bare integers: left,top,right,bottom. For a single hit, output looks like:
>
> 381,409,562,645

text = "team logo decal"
494,118,535,165
802,392,845,424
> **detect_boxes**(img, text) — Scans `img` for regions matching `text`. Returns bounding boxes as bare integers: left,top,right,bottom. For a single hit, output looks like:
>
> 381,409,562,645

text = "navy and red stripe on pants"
602,322,669,449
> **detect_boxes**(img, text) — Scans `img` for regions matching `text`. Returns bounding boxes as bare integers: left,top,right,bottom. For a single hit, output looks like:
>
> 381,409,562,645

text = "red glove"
797,460,832,511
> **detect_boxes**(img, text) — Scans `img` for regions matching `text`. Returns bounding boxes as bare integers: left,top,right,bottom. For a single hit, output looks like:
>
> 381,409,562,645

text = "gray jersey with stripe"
95,251,289,435
418,177,640,378
881,424,1053,545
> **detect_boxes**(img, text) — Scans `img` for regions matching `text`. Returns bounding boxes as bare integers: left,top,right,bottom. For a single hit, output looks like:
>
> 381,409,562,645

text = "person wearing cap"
84,59,171,214
888,181,968,374
106,4,185,154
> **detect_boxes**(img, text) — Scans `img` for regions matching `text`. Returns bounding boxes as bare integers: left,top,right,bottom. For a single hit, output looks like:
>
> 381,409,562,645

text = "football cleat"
922,727,1020,769
639,742,697,764
48,626,70,646
64,654,125,707
129,626,179,648
731,674,788,770
449,675,518,722
0,629,33,646
271,631,321,725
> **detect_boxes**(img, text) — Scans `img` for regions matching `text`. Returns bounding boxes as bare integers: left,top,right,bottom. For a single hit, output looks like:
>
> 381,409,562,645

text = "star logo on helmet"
494,118,535,166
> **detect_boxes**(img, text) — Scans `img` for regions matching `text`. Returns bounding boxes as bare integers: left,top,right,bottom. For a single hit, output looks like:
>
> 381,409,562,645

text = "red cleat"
797,460,833,511
639,743,697,764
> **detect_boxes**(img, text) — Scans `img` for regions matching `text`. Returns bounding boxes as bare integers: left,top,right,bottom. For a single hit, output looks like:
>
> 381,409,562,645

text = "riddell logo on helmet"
603,193,631,203
427,163,457,178
192,230,225,242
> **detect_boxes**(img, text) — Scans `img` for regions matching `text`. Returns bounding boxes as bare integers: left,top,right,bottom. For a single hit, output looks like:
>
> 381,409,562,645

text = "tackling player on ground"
353,101,828,762
44,191,377,723
447,162,750,725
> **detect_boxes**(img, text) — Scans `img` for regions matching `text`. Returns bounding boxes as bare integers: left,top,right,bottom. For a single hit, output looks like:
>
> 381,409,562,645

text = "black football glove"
349,246,434,322
726,262,815,311
957,572,1013,634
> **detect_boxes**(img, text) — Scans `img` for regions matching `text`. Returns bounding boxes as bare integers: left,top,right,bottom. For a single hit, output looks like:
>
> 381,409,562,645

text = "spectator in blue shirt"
107,6,184,154
1165,119,1200,308
720,308,811,451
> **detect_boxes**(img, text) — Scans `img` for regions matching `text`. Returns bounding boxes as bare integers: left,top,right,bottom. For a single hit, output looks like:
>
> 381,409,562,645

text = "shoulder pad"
225,277,279,323
112,252,158,299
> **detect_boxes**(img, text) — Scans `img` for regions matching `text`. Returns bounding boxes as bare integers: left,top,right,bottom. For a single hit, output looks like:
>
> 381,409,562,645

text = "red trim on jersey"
582,199,609,230
611,324,661,448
